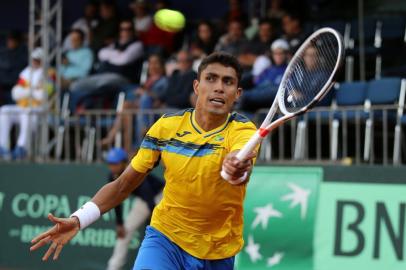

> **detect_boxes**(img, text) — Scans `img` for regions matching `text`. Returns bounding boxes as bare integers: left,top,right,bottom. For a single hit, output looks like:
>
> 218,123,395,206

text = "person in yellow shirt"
30,52,257,270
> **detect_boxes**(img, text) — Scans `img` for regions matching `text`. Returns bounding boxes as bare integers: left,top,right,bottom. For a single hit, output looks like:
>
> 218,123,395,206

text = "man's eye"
224,79,233,85
206,76,214,81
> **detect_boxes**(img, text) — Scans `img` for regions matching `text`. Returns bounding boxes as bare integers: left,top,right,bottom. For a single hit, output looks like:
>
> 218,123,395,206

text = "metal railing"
1,105,406,165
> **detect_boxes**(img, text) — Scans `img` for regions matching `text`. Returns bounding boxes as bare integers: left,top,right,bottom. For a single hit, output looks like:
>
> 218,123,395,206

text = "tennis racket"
221,27,344,182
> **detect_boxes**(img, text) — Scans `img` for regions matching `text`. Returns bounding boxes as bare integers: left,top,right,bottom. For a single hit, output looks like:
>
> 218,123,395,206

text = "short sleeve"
229,121,257,152
131,117,164,173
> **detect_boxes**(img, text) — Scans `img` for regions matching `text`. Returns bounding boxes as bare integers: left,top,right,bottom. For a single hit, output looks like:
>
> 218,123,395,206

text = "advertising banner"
237,166,323,270
315,182,406,270
0,164,143,270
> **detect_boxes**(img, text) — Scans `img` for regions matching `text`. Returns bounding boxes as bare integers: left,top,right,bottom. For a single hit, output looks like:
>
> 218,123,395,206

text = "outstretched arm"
30,165,147,261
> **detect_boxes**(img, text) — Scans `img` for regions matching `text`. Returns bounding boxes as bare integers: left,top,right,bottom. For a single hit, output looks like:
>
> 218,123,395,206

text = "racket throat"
259,127,270,137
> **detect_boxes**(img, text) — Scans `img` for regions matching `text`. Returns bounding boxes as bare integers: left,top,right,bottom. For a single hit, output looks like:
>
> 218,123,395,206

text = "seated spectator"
62,0,99,51
267,0,285,20
222,0,248,30
0,48,50,160
238,39,289,111
60,29,93,90
138,0,179,56
90,0,120,53
156,50,196,109
215,19,247,56
281,12,307,53
129,0,152,36
0,31,28,105
237,43,271,89
101,53,168,150
249,18,276,55
68,19,144,113
189,21,217,59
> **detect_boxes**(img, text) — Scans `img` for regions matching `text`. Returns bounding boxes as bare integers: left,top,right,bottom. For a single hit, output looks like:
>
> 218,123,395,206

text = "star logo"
267,252,284,267
251,203,282,230
245,235,262,263
281,183,311,219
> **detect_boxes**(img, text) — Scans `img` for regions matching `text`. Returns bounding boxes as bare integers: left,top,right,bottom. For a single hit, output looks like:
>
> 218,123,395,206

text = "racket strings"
282,32,340,114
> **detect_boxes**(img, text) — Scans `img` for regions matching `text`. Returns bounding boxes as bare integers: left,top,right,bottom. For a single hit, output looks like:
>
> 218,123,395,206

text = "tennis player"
30,52,258,270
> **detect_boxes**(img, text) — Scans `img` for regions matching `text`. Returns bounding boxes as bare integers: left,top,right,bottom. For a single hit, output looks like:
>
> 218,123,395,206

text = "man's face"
198,24,212,42
259,23,273,42
303,46,318,71
119,22,134,43
193,63,241,115
271,48,287,65
228,21,243,41
70,32,83,49
176,51,192,73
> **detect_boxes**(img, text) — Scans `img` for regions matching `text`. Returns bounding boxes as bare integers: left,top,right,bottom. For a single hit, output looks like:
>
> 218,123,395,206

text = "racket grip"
235,131,263,160
220,131,263,183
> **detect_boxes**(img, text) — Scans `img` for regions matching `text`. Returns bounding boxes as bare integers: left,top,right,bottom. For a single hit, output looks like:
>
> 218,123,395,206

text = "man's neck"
194,108,228,132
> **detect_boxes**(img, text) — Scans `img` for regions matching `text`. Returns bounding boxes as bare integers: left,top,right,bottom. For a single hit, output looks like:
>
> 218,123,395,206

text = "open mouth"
209,98,225,105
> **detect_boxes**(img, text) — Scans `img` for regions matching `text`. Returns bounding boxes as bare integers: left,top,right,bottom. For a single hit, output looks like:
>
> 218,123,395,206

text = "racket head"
277,28,344,116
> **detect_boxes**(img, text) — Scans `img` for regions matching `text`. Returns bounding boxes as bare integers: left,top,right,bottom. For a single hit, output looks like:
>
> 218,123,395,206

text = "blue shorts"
133,226,235,270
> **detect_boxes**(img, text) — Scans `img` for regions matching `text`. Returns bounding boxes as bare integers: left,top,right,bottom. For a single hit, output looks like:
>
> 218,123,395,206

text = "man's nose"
213,80,225,93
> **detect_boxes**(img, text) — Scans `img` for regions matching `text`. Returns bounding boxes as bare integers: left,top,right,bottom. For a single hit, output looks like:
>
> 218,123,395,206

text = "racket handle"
220,131,263,183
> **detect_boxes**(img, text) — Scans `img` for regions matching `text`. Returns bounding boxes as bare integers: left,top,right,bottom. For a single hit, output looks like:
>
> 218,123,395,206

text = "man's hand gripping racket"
221,28,344,182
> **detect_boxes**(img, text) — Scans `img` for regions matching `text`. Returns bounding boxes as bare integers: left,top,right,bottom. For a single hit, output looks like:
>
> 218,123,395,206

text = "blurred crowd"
0,0,329,159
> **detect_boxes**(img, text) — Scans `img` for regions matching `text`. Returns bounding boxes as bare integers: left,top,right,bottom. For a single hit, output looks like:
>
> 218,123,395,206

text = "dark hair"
7,30,23,43
70,28,85,41
197,52,242,86
258,17,273,26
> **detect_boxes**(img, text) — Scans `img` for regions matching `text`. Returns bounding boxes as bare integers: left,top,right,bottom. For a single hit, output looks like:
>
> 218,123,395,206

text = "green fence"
1,163,406,270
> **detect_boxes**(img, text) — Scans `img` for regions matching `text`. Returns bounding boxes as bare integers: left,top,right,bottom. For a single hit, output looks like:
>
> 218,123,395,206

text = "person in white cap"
238,38,290,111
0,47,49,160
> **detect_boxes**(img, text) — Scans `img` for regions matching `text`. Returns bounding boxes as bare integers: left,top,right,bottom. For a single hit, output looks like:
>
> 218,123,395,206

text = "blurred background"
0,0,406,269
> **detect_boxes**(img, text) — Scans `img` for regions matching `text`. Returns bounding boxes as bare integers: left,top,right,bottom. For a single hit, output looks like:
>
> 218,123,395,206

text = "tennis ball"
154,9,185,33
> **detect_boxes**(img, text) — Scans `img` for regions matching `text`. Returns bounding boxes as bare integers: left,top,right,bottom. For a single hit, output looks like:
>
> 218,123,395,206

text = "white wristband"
222,167,248,185
70,201,101,229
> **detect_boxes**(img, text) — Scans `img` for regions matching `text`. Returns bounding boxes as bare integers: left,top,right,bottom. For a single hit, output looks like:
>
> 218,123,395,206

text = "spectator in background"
215,19,247,55
267,0,285,20
238,39,289,112
250,18,276,55
62,0,99,51
60,29,93,90
0,48,50,160
281,12,307,53
68,19,144,113
101,54,168,150
139,1,178,56
157,50,196,109
129,0,152,36
0,31,28,105
223,0,248,28
237,44,271,89
90,0,120,53
189,21,217,59
104,147,163,270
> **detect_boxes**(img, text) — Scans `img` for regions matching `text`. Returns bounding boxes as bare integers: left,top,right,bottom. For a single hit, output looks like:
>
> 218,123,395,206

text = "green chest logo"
213,134,224,142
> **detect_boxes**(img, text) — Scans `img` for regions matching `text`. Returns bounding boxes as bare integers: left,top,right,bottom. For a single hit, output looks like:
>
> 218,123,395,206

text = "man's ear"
235,87,243,100
193,79,200,95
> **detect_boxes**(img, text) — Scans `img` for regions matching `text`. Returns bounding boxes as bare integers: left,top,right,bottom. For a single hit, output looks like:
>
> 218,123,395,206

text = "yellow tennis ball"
154,9,185,33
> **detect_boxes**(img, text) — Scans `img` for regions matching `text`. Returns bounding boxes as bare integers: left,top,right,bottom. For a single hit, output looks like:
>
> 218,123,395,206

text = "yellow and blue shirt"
131,108,257,259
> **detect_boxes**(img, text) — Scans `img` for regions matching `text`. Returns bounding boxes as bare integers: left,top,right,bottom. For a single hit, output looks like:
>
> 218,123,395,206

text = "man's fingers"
31,228,56,244
42,242,57,261
30,235,51,251
53,244,64,260
48,213,64,224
